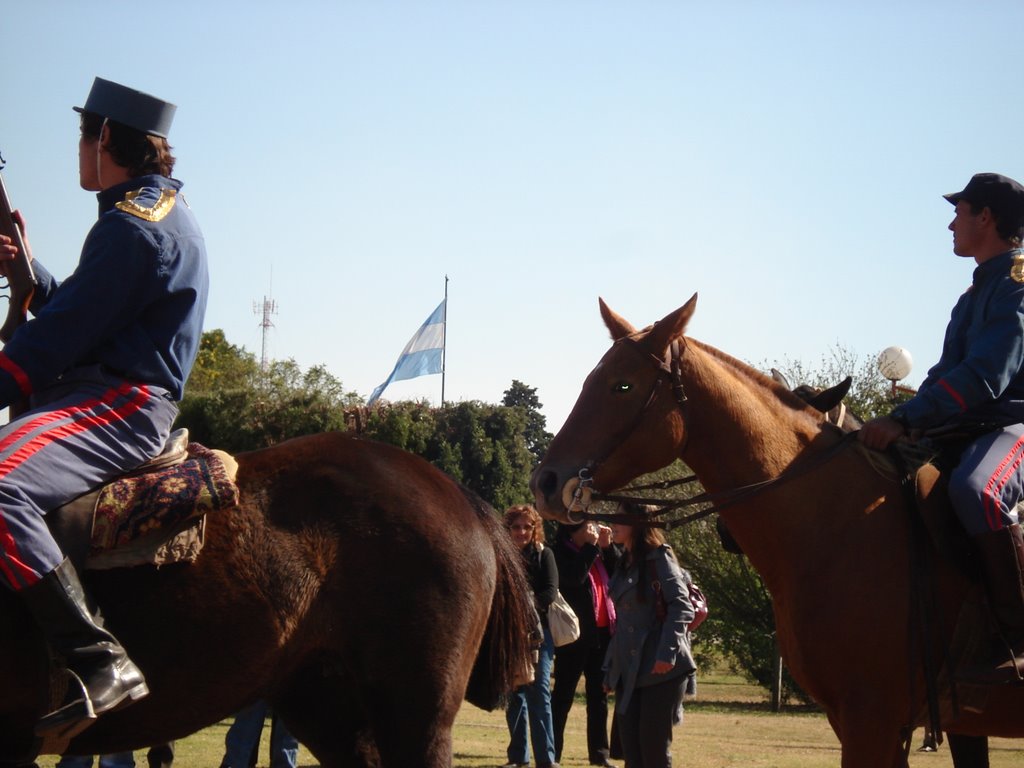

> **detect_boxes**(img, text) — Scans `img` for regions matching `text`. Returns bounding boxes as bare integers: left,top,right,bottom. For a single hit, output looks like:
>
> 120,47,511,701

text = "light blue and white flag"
367,300,446,406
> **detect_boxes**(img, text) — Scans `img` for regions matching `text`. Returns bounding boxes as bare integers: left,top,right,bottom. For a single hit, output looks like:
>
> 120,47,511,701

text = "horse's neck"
676,342,899,597
679,340,823,493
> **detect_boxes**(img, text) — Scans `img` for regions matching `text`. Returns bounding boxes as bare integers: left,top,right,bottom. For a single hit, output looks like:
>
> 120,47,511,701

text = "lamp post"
878,346,913,401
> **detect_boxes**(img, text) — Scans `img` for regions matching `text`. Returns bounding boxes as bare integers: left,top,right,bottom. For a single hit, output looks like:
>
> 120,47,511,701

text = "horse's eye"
612,382,632,393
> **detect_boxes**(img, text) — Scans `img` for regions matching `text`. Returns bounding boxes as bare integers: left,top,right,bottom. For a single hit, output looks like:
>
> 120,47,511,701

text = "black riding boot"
19,558,149,739
961,523,1024,684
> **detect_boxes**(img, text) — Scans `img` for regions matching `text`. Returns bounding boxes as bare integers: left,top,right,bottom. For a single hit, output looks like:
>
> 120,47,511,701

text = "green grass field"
33,671,1023,767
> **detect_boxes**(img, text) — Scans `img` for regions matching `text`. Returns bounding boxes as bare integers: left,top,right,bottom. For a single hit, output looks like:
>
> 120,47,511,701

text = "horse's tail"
463,490,537,710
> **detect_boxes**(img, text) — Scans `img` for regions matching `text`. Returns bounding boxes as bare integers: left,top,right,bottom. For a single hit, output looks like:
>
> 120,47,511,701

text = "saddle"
910,461,975,575
46,429,240,573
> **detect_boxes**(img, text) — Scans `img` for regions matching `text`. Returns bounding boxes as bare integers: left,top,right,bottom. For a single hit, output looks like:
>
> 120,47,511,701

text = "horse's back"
237,432,487,526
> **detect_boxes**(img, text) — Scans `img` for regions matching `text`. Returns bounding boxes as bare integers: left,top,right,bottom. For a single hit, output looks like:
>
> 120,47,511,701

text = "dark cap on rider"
944,173,1024,227
73,77,177,138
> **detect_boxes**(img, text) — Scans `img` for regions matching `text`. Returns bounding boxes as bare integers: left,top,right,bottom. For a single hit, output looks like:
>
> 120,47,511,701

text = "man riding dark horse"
0,78,208,739
860,172,1024,685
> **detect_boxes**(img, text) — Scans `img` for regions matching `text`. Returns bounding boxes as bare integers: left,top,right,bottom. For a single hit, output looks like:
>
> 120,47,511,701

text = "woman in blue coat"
604,503,695,768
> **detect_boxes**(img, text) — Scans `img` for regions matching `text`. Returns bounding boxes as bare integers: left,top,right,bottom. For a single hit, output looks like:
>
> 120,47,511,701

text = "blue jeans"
222,700,298,768
57,755,134,768
505,624,556,765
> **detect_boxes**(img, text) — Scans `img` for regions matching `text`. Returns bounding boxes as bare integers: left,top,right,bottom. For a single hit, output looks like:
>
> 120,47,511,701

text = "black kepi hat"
73,77,176,138
943,172,1024,225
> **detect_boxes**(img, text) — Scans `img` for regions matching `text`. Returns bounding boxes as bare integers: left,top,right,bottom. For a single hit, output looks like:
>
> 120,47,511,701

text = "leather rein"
568,337,857,530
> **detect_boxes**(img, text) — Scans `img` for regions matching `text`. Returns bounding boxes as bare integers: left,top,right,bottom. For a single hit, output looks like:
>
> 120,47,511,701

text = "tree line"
176,329,909,705
177,330,549,511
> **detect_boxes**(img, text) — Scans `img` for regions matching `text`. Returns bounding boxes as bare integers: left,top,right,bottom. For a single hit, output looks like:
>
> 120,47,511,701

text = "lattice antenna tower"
253,294,278,372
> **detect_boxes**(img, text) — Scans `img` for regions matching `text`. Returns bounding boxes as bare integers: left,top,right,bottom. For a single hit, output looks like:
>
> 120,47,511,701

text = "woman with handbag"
604,503,695,768
503,505,560,768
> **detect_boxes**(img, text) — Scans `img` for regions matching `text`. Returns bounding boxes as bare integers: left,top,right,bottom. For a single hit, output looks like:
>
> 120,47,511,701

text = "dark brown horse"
530,295,1024,768
1,432,535,768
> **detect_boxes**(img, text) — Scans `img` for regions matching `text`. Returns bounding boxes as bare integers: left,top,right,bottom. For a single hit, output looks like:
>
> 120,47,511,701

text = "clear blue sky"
3,1,1022,432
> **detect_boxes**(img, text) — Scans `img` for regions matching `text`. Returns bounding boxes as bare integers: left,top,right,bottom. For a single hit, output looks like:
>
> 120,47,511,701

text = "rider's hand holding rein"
858,415,907,451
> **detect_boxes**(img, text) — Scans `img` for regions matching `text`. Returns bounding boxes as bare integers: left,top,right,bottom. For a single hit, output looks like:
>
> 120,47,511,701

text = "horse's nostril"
535,469,558,498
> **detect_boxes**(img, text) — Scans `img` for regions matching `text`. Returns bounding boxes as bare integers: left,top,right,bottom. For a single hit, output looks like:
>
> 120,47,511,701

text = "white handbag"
548,590,581,647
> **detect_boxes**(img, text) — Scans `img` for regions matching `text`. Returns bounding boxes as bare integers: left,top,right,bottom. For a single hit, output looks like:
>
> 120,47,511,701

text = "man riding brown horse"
860,172,1024,685
0,77,208,740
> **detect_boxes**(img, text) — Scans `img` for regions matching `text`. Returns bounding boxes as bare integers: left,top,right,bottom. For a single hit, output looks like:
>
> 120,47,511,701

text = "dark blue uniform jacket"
892,249,1024,430
0,175,208,408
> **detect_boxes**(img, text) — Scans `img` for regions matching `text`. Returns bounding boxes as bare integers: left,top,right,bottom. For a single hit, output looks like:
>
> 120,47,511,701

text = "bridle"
565,336,856,529
581,335,691,471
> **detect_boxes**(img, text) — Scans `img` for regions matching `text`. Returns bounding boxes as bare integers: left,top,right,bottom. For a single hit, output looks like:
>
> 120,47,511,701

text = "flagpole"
441,275,448,407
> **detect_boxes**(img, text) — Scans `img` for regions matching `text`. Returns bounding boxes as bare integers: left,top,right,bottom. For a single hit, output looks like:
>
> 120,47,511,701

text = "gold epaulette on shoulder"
1011,253,1024,284
115,188,177,222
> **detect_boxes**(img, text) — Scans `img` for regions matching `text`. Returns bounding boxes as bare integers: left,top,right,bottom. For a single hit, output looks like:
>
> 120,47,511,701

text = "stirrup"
956,638,1024,686
35,668,97,741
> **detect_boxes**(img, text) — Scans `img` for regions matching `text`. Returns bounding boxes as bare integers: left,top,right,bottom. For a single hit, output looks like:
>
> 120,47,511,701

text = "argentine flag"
367,300,446,406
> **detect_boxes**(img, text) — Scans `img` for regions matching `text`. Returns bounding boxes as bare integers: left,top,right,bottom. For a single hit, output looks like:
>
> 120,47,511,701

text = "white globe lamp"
878,346,913,382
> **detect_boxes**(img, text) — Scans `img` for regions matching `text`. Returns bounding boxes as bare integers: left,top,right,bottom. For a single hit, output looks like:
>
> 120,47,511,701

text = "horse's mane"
686,338,823,422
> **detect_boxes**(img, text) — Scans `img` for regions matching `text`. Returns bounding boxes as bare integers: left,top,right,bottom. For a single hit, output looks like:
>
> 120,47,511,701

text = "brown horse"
530,295,1024,768
1,432,535,768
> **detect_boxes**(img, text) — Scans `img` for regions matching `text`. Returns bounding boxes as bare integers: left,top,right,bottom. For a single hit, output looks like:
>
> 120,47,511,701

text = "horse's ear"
805,376,853,413
771,368,792,389
645,293,698,354
599,297,636,340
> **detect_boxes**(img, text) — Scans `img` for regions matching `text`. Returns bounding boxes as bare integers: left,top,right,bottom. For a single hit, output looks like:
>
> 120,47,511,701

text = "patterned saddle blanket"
53,429,240,570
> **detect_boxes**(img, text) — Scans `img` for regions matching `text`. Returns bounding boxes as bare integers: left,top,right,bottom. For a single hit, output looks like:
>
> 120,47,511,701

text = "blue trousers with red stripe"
949,424,1024,536
0,365,177,591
